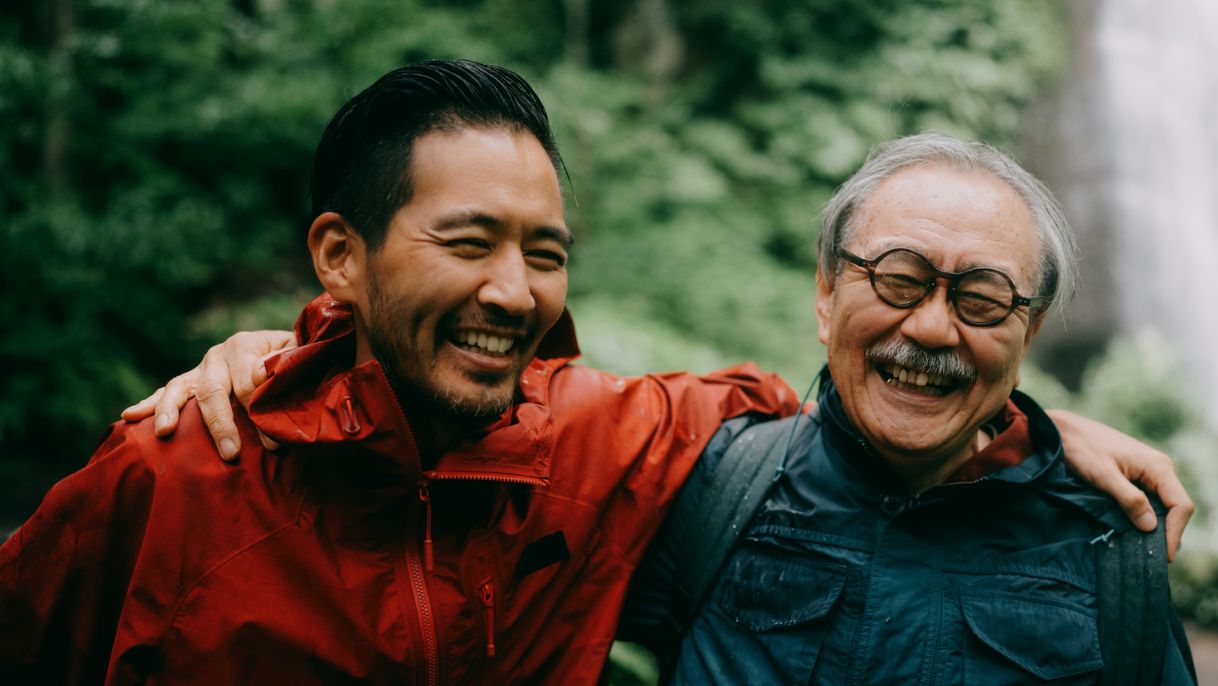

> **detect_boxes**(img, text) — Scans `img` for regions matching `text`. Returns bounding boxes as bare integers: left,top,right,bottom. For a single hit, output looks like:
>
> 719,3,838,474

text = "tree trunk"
612,0,683,102
41,0,75,198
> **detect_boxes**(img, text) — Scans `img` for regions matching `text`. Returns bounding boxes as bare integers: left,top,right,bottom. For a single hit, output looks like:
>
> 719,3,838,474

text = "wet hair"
310,59,562,250
817,132,1078,321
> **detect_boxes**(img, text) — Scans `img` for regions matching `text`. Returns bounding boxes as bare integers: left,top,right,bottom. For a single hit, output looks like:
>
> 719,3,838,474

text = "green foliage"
1,0,1067,530
14,0,1201,677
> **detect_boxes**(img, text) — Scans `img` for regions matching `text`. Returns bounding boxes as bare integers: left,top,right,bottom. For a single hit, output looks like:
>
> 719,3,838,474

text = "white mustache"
864,338,976,383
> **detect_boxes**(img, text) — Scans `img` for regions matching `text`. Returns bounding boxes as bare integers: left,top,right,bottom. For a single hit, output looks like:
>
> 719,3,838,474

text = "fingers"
120,329,297,458
196,376,240,460
250,364,279,450
195,330,296,460
141,368,202,437
227,334,264,412
1048,408,1196,561
227,330,296,412
1135,456,1195,562
1164,503,1195,563
121,387,164,422
194,348,241,460
257,430,279,452
1092,463,1159,533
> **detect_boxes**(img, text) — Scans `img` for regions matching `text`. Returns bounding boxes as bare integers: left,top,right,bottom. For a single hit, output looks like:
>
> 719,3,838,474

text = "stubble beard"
366,276,518,420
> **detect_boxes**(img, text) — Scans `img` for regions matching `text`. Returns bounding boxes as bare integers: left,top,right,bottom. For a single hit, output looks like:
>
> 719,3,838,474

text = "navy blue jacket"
657,379,1195,685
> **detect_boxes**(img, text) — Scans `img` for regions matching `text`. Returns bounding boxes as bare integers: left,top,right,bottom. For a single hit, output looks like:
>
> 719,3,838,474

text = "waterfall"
1028,0,1218,428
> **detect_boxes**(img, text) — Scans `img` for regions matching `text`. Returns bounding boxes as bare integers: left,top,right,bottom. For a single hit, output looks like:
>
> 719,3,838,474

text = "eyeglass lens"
871,250,1016,325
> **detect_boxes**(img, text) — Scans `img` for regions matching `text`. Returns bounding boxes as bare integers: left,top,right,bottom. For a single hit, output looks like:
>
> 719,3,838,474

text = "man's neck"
393,387,496,470
880,429,990,494
351,329,486,467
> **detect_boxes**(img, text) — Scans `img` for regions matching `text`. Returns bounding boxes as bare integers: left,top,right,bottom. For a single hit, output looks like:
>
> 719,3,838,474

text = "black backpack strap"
617,412,818,661
1095,508,1170,685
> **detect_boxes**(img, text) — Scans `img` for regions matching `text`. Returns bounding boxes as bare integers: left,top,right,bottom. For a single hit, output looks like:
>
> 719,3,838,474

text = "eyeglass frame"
835,246,1046,327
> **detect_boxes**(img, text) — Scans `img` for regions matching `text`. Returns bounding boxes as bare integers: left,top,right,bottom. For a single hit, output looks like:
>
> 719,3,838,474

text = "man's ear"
308,212,367,302
1025,313,1045,345
815,268,833,345
1015,314,1047,387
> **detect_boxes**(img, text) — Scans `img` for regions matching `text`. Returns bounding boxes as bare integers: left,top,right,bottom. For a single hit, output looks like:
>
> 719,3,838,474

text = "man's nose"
478,250,535,315
898,283,961,349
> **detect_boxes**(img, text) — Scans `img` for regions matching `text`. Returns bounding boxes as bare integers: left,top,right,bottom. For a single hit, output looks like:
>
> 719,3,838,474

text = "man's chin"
376,350,522,420
433,392,514,419
419,374,519,420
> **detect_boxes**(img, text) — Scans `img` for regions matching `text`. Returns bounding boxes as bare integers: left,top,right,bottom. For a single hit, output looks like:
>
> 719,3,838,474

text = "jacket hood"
246,295,581,485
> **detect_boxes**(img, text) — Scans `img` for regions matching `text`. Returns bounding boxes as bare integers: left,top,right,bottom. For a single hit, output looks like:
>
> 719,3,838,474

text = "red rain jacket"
0,297,798,684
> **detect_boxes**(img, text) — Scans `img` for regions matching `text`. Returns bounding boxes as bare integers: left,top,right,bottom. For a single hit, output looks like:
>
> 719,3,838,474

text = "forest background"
2,1,1216,681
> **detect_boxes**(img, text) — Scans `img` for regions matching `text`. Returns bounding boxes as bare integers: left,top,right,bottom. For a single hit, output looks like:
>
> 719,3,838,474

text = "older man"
635,133,1196,684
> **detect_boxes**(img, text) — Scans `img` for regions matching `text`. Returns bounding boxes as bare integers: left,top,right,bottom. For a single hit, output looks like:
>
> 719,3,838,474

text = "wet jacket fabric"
0,297,799,685
670,377,1196,685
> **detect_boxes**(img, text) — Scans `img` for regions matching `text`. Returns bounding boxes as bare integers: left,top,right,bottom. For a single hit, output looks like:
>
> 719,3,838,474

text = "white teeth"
455,330,515,354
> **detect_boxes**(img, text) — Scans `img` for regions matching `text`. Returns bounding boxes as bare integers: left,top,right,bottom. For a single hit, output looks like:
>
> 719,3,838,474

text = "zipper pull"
340,396,361,435
480,581,496,658
418,480,434,572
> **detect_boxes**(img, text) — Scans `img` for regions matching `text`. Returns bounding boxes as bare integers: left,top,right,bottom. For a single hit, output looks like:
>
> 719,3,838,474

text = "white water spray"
1036,0,1218,427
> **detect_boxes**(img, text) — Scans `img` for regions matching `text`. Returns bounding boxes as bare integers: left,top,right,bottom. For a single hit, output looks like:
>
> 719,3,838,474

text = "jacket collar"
817,369,1127,529
816,368,1062,489
247,296,581,486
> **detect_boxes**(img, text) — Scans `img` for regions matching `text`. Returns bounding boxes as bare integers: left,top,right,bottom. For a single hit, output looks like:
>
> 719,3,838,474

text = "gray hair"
817,132,1078,321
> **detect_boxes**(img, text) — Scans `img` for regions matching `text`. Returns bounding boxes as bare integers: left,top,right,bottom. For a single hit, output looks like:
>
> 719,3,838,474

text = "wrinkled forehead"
849,165,1041,286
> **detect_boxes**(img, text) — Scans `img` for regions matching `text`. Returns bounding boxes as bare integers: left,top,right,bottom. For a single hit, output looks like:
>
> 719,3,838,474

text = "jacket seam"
159,485,312,664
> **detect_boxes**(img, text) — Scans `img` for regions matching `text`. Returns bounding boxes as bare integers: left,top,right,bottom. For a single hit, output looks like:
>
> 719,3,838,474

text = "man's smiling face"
816,163,1043,485
359,125,570,418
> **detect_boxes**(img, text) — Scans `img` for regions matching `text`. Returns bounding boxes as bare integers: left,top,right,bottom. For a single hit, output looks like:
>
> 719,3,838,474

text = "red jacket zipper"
480,580,496,658
372,365,439,686
413,466,543,673
418,481,435,572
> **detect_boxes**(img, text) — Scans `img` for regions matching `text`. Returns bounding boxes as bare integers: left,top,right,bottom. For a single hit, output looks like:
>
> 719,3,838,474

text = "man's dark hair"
310,59,563,250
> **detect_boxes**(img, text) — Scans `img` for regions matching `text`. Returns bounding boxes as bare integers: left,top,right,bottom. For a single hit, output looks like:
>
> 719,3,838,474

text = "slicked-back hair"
817,132,1079,321
310,59,562,251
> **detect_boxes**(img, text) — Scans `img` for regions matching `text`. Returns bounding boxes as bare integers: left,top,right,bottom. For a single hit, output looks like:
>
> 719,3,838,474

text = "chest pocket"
961,592,1103,685
681,544,845,684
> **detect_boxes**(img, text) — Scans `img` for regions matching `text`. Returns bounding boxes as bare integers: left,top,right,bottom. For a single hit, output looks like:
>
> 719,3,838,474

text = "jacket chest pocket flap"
704,545,846,682
961,593,1103,684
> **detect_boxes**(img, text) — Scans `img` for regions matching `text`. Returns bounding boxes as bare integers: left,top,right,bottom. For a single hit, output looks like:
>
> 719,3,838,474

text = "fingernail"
1136,511,1157,531
220,439,238,459
155,414,170,432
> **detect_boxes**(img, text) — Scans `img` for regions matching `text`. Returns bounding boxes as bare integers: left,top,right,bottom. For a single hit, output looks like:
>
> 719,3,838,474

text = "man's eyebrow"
432,210,502,231
533,225,575,251
431,210,574,251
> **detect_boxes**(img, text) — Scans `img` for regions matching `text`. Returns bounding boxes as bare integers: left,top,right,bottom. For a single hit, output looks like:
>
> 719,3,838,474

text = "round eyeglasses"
836,247,1045,327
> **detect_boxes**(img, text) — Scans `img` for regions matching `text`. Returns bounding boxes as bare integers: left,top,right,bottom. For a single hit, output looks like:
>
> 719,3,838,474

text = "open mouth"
875,363,962,397
449,328,518,357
